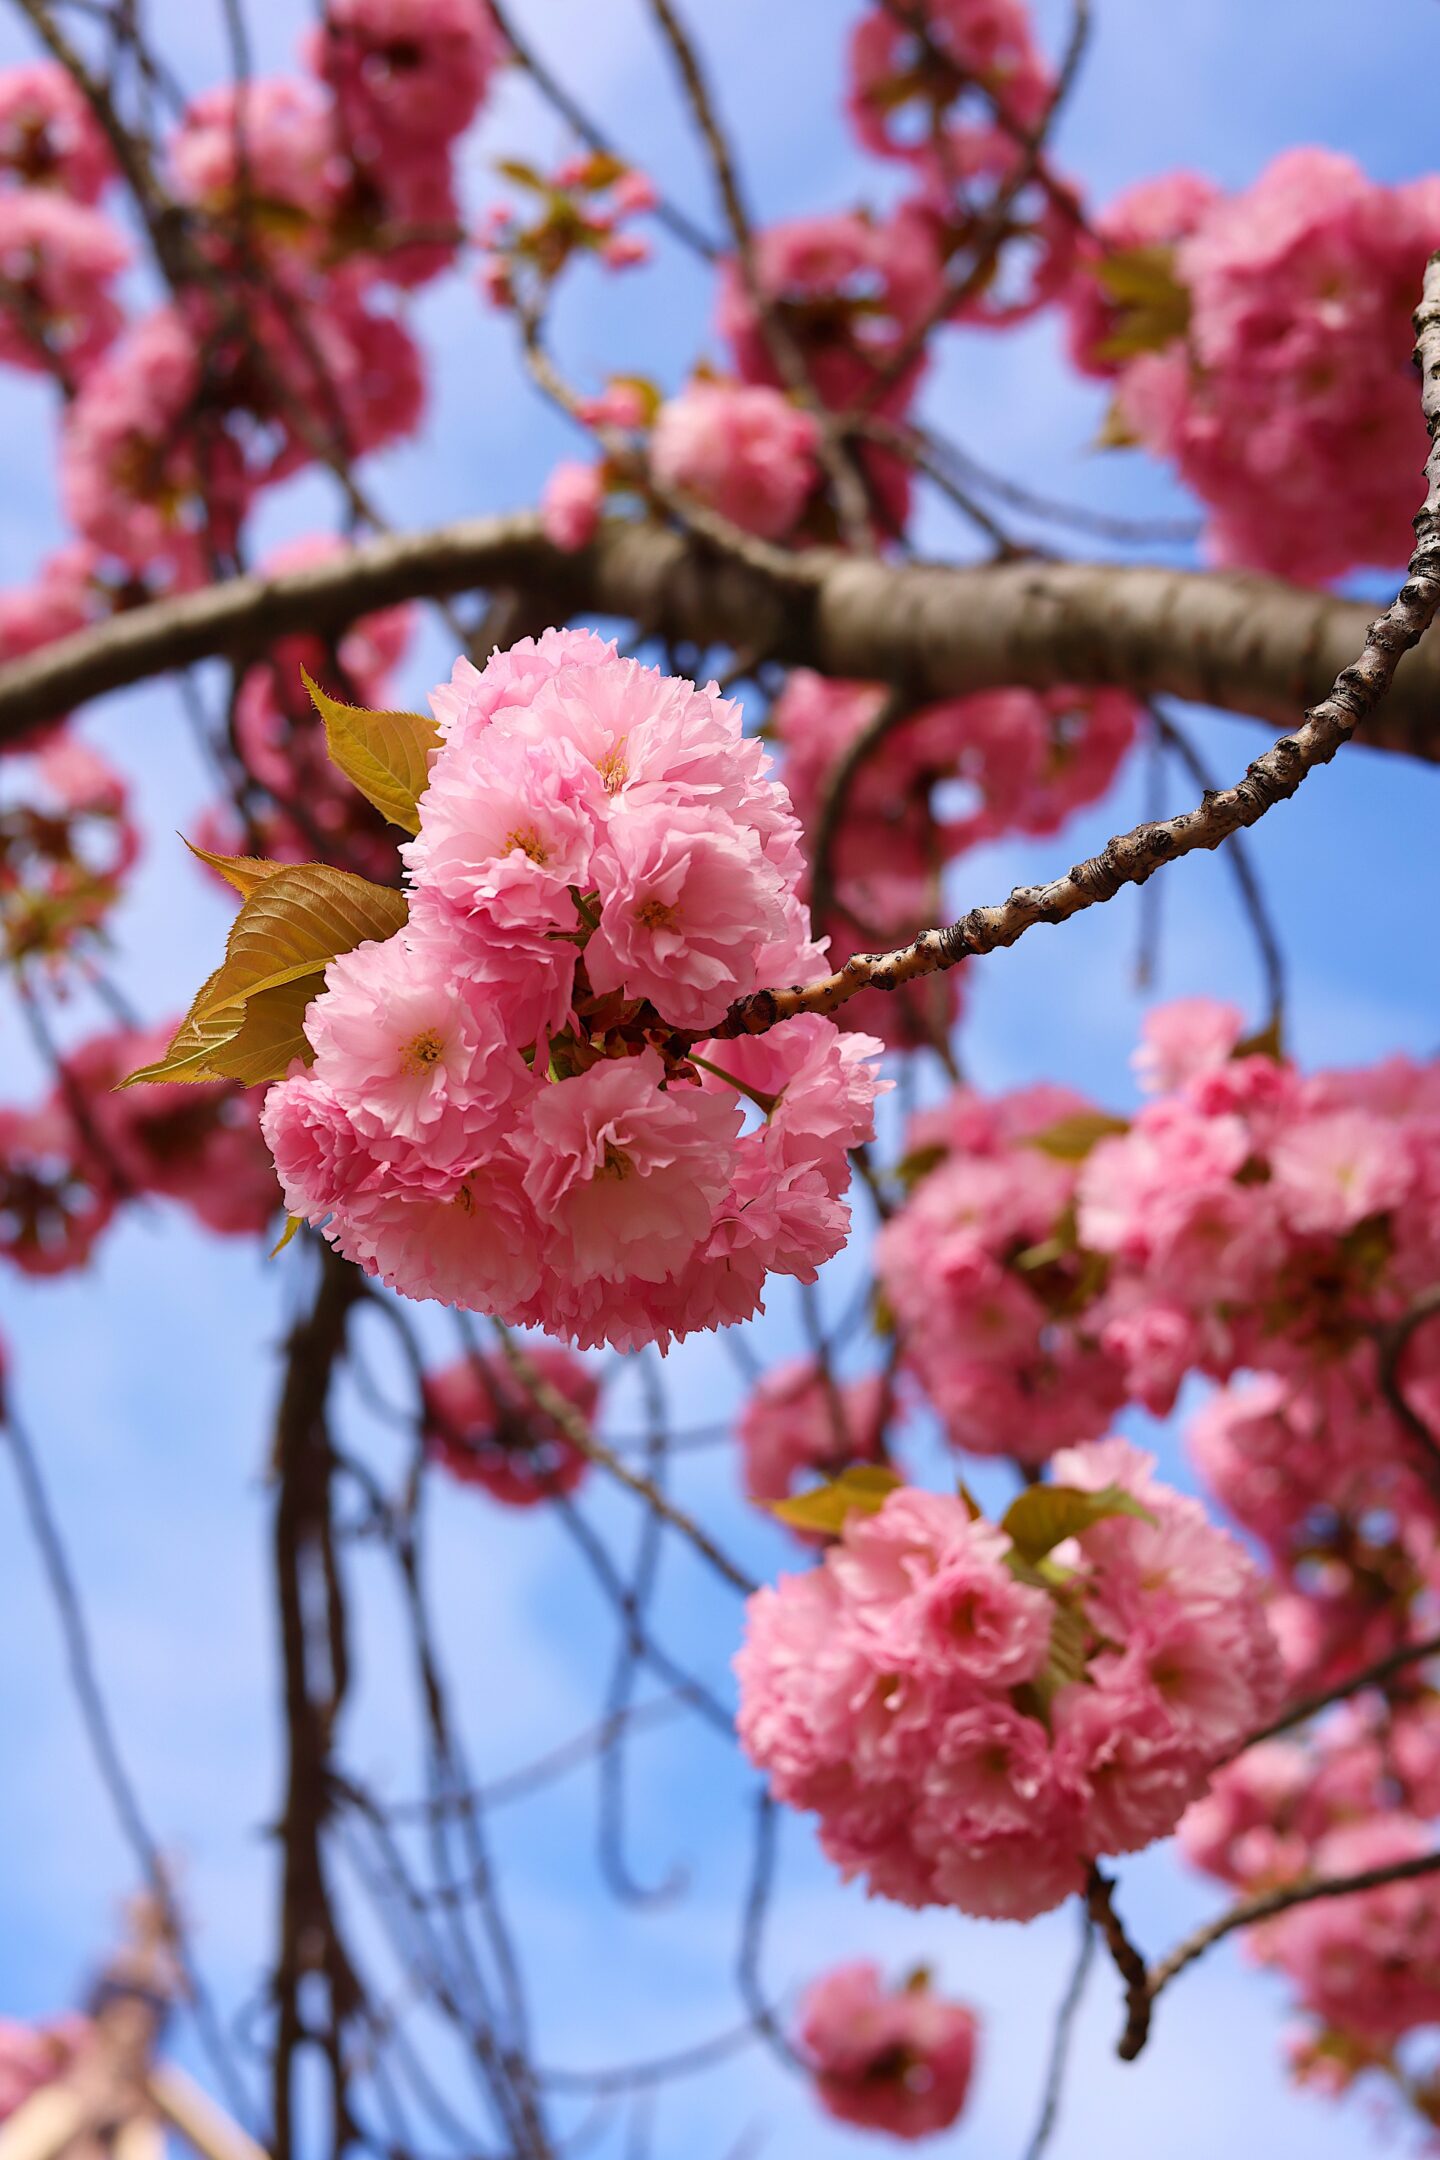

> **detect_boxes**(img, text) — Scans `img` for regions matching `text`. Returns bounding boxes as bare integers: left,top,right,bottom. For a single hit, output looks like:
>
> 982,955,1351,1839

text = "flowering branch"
1145,1848,1440,2013
713,248,1440,1036
1225,1626,1440,1761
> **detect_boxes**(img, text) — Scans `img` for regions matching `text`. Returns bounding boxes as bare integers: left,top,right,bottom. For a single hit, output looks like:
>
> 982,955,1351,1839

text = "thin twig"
711,250,1440,1038
487,0,719,260
1021,1906,1096,2160
1220,1626,1440,1763
493,1325,758,1596
1147,1848,1440,2007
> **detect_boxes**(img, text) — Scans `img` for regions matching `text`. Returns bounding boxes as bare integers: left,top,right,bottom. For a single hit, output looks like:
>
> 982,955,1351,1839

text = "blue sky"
2,2,1440,2156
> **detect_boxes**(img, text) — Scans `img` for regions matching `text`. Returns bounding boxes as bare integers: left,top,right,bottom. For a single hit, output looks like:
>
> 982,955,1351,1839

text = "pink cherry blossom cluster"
423,1343,597,1507
0,1021,274,1275
873,999,1440,1493
262,630,885,1350
844,0,1079,333
651,382,823,542
0,67,125,394
717,206,943,533
738,1353,890,1515
0,6,497,597
736,1438,1281,1920
773,669,1138,1045
875,1080,1129,1459
194,535,416,884
796,1961,979,2139
1181,1688,1440,2102
1066,149,1440,581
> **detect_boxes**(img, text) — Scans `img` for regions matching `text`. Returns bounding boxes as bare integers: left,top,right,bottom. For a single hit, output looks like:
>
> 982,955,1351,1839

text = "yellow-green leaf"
769,1464,903,1537
120,965,244,1087
304,669,439,835
270,1214,302,1259
1092,243,1191,361
1030,1600,1091,1714
1024,1111,1130,1163
183,837,290,899
121,968,323,1089
195,862,407,1020
1002,1482,1156,1564
203,972,323,1085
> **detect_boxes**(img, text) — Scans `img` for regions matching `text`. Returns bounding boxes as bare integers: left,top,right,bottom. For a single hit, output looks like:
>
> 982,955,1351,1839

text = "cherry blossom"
797,1961,979,2139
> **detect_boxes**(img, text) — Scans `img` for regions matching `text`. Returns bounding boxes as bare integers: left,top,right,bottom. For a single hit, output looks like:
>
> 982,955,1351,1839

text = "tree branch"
710,250,1440,1036
8,520,1440,759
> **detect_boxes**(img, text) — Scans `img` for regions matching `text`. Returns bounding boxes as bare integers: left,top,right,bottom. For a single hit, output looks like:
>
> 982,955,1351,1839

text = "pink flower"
736,1447,1280,1920
586,804,790,1030
262,1071,381,1219
1075,151,1440,580
599,232,649,270
424,1344,597,1506
798,1962,978,2140
834,1494,1053,1688
427,626,617,747
406,726,598,937
848,0,1054,166
308,0,500,147
170,80,340,251
0,65,112,202
303,928,530,1173
540,460,603,550
522,1051,740,1285
740,1355,888,1507
1132,996,1245,1094
611,171,658,218
651,382,820,539
1268,1109,1411,1235
575,382,648,429
0,191,128,381
255,637,882,1349
337,1152,546,1311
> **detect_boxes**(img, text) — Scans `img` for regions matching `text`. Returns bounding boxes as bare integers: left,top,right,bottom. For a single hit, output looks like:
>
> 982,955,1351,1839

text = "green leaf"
495,155,546,191
120,964,243,1086
1092,243,1191,361
1095,395,1142,450
304,669,439,836
1031,1600,1091,1714
769,1464,904,1537
194,862,407,1020
183,837,290,900
1002,1482,1156,1564
207,973,324,1085
121,969,324,1089
1023,1111,1130,1162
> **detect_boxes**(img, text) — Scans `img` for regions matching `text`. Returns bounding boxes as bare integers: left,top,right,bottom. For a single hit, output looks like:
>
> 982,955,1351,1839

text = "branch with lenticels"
704,250,1440,1039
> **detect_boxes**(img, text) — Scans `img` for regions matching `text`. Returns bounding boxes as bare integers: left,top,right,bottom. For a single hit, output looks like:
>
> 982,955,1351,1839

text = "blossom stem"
687,1054,778,1115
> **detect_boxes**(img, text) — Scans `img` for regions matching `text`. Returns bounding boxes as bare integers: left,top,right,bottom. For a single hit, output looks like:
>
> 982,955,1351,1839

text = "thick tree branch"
8,520,1440,759
712,251,1440,1037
